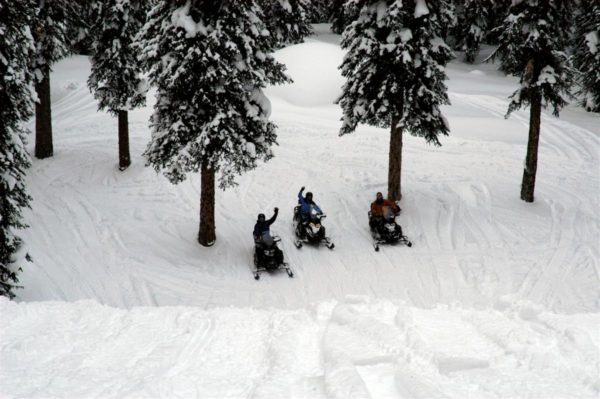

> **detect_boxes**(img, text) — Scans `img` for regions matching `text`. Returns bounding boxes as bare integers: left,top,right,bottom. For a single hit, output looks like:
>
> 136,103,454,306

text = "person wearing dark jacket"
253,208,279,240
253,208,284,265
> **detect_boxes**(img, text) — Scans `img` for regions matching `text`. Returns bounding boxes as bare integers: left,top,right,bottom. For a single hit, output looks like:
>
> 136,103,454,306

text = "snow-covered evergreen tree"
31,0,70,159
485,0,510,44
0,0,36,298
88,0,148,170
65,0,95,55
338,0,453,201
490,0,574,202
573,1,600,113
307,0,329,23
330,0,360,34
258,0,313,47
137,0,290,246
458,0,489,63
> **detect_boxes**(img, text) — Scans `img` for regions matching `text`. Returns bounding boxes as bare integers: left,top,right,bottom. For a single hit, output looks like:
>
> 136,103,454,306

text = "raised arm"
267,207,279,225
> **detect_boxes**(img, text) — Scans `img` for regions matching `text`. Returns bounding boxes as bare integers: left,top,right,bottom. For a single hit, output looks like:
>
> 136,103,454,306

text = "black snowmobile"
369,206,412,251
293,205,335,249
253,231,293,280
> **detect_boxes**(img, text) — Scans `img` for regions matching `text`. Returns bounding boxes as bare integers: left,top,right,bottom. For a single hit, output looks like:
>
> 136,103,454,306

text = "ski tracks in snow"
4,297,598,398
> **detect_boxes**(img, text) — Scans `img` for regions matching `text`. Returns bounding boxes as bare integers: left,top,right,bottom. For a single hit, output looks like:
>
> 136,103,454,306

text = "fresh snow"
414,0,430,18
585,31,598,54
2,296,599,398
3,27,600,398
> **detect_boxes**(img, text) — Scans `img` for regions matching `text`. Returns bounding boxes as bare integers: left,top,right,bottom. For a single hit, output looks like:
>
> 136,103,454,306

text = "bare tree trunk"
387,116,403,202
35,64,53,159
520,92,542,203
118,110,131,171
198,161,216,246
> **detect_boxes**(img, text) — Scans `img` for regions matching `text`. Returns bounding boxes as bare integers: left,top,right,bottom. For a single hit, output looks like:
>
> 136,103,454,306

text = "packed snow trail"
19,30,599,313
2,297,599,398
4,24,599,399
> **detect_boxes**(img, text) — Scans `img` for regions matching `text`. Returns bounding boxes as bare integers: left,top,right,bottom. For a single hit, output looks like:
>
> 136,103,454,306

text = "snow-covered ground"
2,25,599,397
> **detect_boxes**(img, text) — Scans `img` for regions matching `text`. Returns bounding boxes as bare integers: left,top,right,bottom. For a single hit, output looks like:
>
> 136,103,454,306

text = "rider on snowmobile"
298,186,322,221
253,207,279,240
253,208,283,264
370,192,400,229
296,187,323,239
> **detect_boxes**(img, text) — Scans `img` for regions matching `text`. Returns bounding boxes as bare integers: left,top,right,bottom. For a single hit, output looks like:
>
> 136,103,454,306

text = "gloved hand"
300,186,305,192
274,207,279,213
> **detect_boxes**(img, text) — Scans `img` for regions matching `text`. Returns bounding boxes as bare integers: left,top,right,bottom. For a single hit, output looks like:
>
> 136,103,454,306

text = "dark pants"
369,216,382,230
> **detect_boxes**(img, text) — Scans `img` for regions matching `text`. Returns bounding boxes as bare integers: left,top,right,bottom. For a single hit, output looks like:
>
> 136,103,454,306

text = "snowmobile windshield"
382,206,396,221
260,231,274,247
309,205,322,221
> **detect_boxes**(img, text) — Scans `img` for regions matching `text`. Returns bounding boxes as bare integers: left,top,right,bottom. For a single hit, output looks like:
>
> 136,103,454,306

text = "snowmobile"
369,206,412,251
253,231,293,280
293,205,335,249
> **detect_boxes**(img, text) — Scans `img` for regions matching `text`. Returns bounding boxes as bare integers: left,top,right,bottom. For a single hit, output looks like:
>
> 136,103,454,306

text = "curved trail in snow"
20,35,599,315
9,28,600,399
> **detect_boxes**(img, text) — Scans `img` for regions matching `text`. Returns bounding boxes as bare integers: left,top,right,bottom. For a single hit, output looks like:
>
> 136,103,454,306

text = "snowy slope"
2,25,599,398
17,27,599,312
2,297,599,398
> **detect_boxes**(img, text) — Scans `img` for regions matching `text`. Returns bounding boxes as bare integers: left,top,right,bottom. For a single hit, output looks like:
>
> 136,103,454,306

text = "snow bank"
265,41,345,107
1,297,598,398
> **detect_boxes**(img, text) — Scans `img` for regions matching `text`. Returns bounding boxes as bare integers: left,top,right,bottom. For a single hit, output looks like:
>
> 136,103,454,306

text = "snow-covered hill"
2,25,599,398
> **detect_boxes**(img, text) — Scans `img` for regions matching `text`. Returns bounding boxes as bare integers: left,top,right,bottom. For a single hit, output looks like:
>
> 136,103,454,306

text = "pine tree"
338,0,453,201
88,0,148,170
65,0,96,55
307,0,330,23
258,0,313,47
490,0,574,202
330,0,360,34
458,0,489,63
485,0,510,44
572,1,600,113
0,0,36,298
31,0,70,159
138,0,290,246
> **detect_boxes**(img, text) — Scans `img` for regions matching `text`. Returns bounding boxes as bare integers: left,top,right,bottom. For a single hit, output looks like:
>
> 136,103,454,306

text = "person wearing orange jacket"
369,192,400,229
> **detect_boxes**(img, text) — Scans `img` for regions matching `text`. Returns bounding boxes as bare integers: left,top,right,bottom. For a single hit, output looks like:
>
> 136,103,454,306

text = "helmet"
258,213,265,222
305,192,313,201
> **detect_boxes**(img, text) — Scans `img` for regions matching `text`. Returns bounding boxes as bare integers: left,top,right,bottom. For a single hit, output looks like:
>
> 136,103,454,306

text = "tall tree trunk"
520,92,542,202
387,116,403,202
117,110,131,171
198,161,216,246
35,64,53,159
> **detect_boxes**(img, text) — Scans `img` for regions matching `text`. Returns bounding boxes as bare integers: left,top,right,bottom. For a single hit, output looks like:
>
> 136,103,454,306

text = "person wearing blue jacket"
298,186,322,220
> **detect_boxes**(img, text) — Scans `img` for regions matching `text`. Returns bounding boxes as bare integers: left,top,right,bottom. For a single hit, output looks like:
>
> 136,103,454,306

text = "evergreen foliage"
491,0,574,118
307,0,329,23
137,0,290,188
458,0,489,63
88,0,147,116
0,0,36,298
339,0,453,144
258,0,313,47
330,0,360,34
573,1,600,112
65,0,96,55
32,0,70,79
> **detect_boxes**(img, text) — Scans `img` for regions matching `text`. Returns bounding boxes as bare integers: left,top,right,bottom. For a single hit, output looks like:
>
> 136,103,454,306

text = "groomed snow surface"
2,25,599,398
